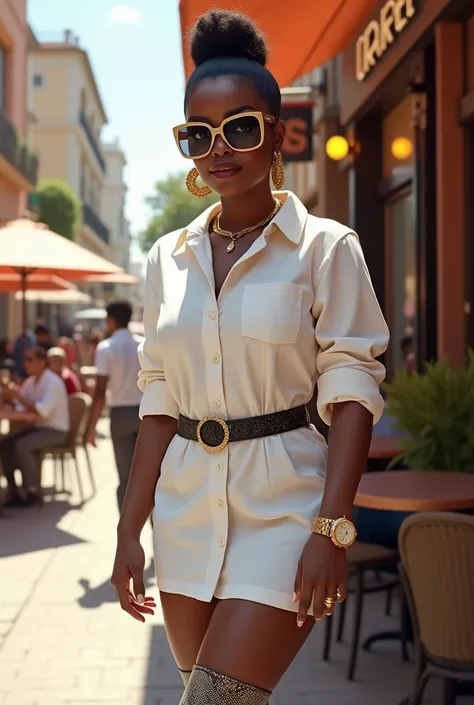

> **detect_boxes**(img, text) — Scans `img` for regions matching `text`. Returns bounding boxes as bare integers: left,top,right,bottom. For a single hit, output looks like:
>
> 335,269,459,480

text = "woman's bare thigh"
159,591,217,671
196,598,314,692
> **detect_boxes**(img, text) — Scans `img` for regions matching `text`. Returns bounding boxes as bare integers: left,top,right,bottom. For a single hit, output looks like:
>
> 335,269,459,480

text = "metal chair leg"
442,678,456,705
337,596,347,642
73,454,85,503
322,607,333,661
83,444,96,494
348,569,364,681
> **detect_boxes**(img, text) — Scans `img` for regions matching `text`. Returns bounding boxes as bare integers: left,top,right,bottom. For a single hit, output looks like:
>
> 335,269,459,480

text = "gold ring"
336,589,344,602
324,597,336,608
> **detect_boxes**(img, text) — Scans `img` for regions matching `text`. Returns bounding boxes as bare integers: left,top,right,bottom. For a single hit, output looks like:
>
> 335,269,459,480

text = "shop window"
383,96,416,375
387,192,416,374
382,95,414,181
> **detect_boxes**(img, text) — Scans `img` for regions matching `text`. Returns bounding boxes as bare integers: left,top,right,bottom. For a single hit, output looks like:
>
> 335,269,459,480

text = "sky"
28,0,189,263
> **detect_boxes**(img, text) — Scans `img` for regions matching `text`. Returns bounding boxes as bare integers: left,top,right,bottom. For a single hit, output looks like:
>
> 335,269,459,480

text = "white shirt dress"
138,191,389,614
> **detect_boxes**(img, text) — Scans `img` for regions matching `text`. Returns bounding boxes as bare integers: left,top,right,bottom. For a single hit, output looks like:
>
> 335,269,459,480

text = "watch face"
333,519,356,546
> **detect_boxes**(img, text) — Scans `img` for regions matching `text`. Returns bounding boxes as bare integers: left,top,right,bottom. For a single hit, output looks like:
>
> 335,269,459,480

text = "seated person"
0,346,70,507
47,347,81,395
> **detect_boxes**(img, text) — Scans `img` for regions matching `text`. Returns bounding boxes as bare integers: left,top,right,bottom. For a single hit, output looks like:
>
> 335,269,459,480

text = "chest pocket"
241,282,303,345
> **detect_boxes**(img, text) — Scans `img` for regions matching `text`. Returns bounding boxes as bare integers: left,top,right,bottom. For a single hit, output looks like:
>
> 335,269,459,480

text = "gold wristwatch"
312,516,357,549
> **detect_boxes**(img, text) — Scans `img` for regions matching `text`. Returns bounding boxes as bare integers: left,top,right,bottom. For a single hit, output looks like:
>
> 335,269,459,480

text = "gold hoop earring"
186,167,212,198
271,151,285,190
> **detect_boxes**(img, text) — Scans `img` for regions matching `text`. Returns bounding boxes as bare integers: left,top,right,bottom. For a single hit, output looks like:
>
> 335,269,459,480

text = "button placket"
202,300,229,576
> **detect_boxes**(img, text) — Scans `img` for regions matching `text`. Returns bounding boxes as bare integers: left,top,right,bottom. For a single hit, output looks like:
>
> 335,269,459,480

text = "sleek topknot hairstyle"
184,9,281,118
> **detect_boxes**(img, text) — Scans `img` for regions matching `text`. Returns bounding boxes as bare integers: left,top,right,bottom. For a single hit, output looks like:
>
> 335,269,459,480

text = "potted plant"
384,351,474,471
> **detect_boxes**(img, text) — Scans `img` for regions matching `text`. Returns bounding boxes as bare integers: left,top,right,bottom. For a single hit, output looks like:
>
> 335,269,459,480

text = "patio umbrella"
81,272,140,284
0,274,82,293
0,217,123,333
74,307,106,321
14,288,91,304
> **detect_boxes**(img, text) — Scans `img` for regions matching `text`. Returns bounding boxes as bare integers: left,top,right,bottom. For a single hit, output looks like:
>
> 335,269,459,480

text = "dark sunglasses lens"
177,125,212,158
223,115,262,150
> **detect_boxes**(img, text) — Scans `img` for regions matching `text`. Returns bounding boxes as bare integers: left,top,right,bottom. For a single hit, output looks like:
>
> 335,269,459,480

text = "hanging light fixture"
325,135,350,161
391,136,413,160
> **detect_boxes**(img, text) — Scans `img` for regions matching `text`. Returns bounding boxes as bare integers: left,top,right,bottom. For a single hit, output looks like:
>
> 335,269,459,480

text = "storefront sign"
356,0,416,81
281,103,313,162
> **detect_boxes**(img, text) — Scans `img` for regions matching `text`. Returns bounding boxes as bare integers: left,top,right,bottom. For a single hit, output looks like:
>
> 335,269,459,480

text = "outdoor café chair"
36,392,94,506
323,540,400,680
399,512,474,705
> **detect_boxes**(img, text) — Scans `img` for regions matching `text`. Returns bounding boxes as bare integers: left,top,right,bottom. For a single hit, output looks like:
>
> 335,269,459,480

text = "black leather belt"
177,405,309,453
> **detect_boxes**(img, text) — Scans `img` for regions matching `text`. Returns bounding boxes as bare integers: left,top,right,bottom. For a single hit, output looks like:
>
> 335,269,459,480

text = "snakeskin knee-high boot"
180,665,271,704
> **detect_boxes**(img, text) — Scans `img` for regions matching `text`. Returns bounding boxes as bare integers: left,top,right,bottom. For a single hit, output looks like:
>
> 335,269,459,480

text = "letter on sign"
281,103,313,163
356,0,416,81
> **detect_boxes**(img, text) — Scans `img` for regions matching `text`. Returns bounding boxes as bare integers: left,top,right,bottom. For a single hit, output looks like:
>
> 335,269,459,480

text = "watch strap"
312,516,334,537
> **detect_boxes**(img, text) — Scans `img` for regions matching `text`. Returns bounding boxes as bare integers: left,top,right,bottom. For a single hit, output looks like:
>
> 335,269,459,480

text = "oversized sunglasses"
173,111,277,160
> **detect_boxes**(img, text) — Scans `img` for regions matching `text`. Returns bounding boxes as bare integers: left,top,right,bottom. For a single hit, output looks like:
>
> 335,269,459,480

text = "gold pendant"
226,240,235,253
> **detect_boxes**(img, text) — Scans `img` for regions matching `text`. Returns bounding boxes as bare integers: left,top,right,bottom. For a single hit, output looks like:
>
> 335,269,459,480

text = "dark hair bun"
189,9,268,68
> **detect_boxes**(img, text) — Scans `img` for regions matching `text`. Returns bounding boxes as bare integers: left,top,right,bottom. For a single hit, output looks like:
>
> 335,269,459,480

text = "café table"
356,470,474,512
368,434,404,460
354,471,474,704
0,408,37,511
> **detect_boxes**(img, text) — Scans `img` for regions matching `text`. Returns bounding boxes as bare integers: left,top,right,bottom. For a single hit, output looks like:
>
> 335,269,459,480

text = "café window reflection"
382,96,416,375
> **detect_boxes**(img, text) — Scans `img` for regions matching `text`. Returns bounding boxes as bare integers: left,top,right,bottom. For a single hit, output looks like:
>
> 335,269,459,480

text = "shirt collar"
112,328,132,339
172,191,308,256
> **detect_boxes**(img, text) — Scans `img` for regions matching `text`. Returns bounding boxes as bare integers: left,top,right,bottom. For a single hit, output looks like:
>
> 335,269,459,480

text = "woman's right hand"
111,536,156,622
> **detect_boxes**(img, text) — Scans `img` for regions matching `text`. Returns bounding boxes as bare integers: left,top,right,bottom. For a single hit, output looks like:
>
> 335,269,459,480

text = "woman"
112,10,389,704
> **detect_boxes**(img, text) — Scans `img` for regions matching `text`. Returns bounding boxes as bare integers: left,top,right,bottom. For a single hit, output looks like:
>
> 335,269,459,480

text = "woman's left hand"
293,533,348,627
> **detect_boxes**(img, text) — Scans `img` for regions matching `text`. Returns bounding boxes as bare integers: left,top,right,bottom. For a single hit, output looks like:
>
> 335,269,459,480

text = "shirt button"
209,309,217,319
218,463,224,471
219,537,226,547
213,399,221,409
212,354,220,364
218,499,224,506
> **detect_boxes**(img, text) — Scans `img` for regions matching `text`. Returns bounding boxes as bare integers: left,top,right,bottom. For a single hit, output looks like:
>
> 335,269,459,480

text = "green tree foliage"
35,179,81,240
140,172,218,253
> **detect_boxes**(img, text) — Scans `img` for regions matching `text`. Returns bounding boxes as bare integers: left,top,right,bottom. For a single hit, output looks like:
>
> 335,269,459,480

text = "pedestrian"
111,10,389,704
87,300,142,510
0,346,70,507
46,347,82,395
34,324,54,352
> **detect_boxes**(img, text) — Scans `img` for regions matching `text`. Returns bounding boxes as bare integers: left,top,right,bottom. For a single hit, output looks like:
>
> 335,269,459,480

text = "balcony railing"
0,112,38,185
79,110,106,173
83,203,110,243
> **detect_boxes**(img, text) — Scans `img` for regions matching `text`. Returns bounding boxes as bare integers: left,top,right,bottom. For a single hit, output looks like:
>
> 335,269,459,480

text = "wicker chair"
36,393,94,506
399,512,474,705
322,540,401,680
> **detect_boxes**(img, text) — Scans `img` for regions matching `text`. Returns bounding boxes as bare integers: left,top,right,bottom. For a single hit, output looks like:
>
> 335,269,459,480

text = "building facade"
102,141,129,272
30,30,110,257
335,0,474,376
0,0,39,337
282,61,349,226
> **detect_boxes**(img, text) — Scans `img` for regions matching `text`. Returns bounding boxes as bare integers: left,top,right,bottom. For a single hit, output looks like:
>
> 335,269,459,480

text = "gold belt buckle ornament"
196,417,230,453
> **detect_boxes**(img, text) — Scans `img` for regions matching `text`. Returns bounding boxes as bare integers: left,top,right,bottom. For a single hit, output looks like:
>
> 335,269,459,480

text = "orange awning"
180,1,380,88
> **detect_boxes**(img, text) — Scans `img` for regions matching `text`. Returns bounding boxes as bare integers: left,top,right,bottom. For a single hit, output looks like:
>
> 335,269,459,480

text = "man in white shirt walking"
0,346,70,507
87,301,143,510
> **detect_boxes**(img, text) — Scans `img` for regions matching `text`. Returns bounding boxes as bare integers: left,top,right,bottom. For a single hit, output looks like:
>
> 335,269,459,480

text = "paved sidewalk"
0,422,444,705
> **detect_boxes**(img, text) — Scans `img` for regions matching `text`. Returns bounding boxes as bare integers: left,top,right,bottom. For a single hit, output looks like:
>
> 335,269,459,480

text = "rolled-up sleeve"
137,248,179,420
312,232,389,425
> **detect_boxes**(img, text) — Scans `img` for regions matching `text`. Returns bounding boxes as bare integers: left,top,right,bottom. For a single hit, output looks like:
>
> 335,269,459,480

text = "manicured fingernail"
315,617,323,622
137,594,145,604
297,619,304,628
292,592,298,603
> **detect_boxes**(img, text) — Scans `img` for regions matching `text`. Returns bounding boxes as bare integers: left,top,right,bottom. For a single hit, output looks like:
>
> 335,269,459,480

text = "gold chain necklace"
211,199,283,253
